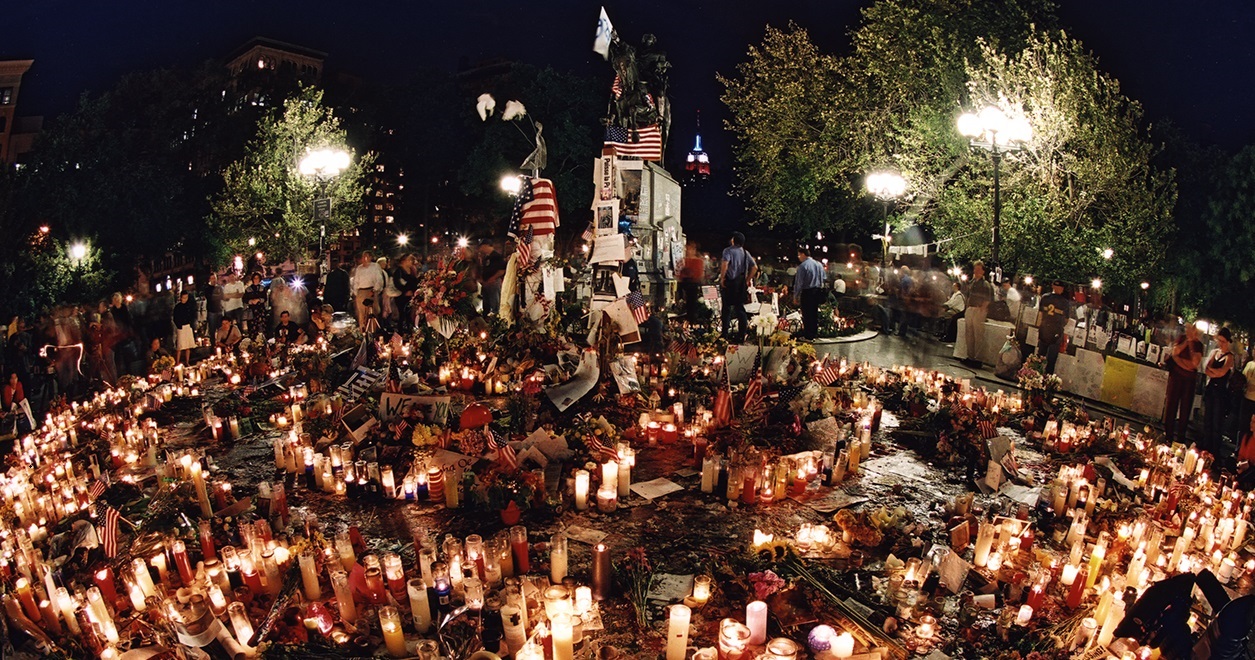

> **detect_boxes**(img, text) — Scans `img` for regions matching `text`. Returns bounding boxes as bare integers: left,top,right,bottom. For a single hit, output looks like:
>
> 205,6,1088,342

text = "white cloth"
352,263,386,293
222,281,245,312
176,325,196,351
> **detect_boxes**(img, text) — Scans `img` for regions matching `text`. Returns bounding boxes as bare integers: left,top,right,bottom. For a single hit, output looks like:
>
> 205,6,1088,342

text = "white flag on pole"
593,6,614,60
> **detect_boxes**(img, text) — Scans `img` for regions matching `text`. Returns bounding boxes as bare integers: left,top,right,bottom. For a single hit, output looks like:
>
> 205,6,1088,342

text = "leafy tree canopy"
211,87,375,262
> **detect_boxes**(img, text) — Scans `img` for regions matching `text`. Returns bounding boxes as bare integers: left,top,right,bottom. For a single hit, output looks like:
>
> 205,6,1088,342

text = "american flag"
243,383,257,397
89,476,109,500
978,420,998,440
507,178,559,237
516,226,534,268
604,125,663,161
390,418,411,441
585,435,620,462
667,339,689,354
814,361,841,386
498,443,519,471
713,387,733,424
743,370,764,412
626,291,650,324
773,385,803,409
611,74,622,99
582,223,594,242
101,505,120,558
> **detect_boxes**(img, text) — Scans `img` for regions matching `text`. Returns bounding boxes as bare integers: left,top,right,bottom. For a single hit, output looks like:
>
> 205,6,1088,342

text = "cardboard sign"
378,393,451,425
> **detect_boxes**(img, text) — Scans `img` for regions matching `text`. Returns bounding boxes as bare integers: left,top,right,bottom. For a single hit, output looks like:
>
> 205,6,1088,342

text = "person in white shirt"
351,251,386,329
833,275,847,295
943,282,966,316
222,273,246,327
1000,281,1023,323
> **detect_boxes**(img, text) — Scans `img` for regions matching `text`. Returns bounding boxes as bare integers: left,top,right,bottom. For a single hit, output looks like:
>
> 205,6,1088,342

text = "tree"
721,1,1175,297
211,87,375,262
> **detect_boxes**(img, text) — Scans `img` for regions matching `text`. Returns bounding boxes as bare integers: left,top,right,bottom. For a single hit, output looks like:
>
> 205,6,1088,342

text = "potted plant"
478,467,541,524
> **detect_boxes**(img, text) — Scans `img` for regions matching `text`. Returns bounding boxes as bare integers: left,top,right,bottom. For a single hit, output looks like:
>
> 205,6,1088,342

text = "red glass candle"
199,520,216,561
172,540,194,585
93,566,119,608
1067,567,1087,609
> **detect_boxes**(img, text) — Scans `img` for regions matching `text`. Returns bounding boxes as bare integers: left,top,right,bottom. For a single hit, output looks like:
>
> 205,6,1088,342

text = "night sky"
8,0,1255,181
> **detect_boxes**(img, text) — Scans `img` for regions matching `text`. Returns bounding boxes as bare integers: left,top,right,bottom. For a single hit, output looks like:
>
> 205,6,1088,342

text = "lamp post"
957,107,1032,266
866,170,906,267
298,147,352,262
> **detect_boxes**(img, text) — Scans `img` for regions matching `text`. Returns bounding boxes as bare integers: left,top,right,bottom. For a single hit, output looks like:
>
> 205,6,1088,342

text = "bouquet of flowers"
411,264,472,325
1017,354,1062,394
150,355,175,376
615,547,655,628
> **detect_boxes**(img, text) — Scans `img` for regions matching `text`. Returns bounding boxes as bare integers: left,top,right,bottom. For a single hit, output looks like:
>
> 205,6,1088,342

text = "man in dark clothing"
203,274,224,338
719,231,758,343
323,261,352,314
273,311,298,344
478,243,507,316
1037,280,1071,374
242,273,268,336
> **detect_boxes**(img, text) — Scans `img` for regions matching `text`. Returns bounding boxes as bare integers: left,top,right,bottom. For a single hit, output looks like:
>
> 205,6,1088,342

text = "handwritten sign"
378,393,451,425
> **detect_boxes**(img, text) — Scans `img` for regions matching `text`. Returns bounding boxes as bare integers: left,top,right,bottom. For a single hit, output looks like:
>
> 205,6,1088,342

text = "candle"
330,569,356,622
917,614,937,639
1061,563,1079,587
552,613,574,660
190,459,212,518
692,574,712,605
56,588,81,635
666,604,691,660
1096,598,1125,647
575,585,593,615
408,578,432,633
380,606,407,657
597,485,618,513
14,578,38,622
833,632,855,659
510,526,530,574
550,532,568,584
150,551,170,585
299,549,321,600
602,460,618,493
172,540,194,585
228,601,254,647
1016,605,1033,625
38,598,62,636
618,455,632,497
1086,544,1105,589
974,522,995,567
502,604,527,651
574,470,590,510
93,567,119,609
384,553,406,598
591,543,613,600
747,600,768,644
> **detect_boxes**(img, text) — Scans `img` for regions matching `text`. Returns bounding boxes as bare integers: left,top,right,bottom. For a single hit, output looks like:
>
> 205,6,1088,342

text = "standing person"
323,260,351,313
352,251,385,329
222,273,245,333
1240,348,1255,435
378,257,399,326
108,293,135,377
719,231,758,343
392,254,421,330
962,260,996,366
478,242,507,317
678,242,704,325
1037,280,1072,374
792,246,827,340
242,273,268,336
1202,327,1235,458
1164,323,1205,445
203,273,224,338
172,290,197,366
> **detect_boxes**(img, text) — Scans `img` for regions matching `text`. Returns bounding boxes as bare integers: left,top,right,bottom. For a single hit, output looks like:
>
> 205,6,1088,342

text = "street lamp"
298,146,352,259
957,106,1032,265
500,175,522,196
68,242,88,262
396,234,409,247
866,170,906,267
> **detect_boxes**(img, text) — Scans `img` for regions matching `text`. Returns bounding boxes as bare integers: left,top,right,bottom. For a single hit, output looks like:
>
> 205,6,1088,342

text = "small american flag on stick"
626,291,650,324
89,477,109,500
101,505,120,558
498,444,519,470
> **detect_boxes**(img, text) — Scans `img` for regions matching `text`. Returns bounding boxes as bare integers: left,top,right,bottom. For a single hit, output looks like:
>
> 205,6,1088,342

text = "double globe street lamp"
957,106,1032,265
865,170,907,267
298,147,352,257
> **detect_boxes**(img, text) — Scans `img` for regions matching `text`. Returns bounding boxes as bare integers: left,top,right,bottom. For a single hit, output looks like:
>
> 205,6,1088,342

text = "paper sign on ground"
378,393,451,424
630,477,683,500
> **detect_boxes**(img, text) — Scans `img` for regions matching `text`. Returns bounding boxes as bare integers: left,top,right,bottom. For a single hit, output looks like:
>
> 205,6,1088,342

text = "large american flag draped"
626,291,650,325
506,177,559,238
604,125,663,161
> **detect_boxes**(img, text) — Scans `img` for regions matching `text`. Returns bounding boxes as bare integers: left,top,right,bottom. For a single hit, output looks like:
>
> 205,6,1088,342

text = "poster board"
1099,356,1138,410
378,393,452,425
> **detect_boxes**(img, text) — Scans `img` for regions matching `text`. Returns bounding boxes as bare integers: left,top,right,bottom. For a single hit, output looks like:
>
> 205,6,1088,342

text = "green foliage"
211,87,375,261
721,1,1175,298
